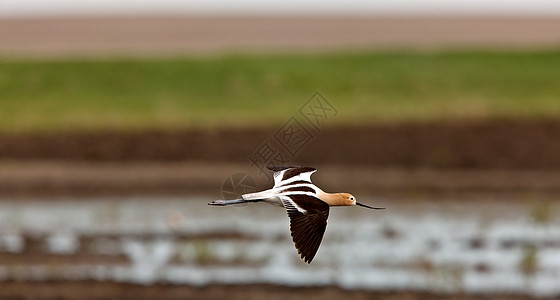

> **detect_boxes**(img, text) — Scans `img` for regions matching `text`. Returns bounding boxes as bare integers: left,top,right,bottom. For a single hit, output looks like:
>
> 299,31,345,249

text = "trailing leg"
208,198,263,206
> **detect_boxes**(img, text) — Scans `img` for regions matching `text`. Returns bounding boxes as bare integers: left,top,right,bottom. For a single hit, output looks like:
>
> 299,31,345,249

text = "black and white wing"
267,166,317,187
278,193,329,264
267,166,327,263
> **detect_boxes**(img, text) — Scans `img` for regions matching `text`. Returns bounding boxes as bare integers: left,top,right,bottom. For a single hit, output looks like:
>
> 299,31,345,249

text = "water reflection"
0,196,559,296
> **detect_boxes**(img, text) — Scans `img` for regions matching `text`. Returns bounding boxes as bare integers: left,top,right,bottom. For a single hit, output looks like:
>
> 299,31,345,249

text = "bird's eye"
350,196,355,201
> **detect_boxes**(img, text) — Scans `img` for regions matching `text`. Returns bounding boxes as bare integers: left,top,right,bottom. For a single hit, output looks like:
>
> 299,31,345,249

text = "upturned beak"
356,202,385,210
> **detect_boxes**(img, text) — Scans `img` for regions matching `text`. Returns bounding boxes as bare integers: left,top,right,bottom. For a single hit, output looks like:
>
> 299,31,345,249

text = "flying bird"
208,166,384,263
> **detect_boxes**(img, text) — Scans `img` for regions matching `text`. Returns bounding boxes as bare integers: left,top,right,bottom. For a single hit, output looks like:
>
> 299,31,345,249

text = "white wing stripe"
272,169,287,186
279,191,317,198
270,167,317,188
273,171,315,187
279,195,307,214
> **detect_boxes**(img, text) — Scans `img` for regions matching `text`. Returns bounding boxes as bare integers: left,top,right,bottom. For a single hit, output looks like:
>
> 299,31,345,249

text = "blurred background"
1,1,560,299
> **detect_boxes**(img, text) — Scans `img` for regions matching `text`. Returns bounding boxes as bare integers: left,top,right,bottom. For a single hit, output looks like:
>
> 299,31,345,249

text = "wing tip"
296,246,315,264
301,253,315,264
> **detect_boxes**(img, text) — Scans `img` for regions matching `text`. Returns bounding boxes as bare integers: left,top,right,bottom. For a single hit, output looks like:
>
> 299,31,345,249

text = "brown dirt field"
1,120,559,168
0,120,560,197
1,16,560,56
0,282,542,300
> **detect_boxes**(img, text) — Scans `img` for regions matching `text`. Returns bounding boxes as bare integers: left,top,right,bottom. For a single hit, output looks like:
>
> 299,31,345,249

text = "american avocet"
209,166,384,263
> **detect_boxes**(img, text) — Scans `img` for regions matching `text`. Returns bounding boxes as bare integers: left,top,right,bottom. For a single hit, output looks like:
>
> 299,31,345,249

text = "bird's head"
340,193,385,210
338,193,357,205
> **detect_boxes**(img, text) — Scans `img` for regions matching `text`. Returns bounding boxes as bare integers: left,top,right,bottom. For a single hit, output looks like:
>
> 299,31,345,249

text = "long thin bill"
356,202,385,210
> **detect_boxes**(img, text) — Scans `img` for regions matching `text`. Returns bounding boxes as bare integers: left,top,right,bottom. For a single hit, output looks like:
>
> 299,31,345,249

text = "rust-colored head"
320,192,384,209
340,192,357,206
320,192,356,206
331,193,385,209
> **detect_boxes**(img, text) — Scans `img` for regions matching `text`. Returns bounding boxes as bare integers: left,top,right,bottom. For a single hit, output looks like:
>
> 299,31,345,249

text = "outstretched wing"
267,166,317,187
278,193,329,263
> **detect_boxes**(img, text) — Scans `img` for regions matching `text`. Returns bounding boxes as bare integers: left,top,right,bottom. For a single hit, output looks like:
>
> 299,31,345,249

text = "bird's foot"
208,200,227,206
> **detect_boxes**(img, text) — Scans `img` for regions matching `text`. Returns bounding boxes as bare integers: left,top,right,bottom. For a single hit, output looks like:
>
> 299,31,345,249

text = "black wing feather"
281,194,329,263
267,165,300,172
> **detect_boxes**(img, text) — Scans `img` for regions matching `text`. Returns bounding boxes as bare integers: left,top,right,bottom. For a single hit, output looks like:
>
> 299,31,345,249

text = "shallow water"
0,196,559,296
